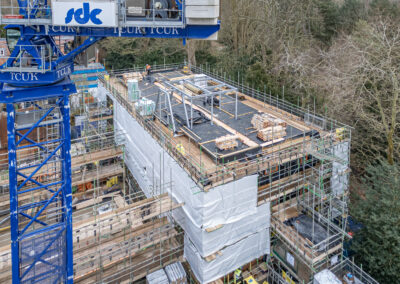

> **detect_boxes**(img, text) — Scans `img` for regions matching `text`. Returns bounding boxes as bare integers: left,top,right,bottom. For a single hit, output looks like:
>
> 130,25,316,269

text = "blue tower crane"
0,1,220,283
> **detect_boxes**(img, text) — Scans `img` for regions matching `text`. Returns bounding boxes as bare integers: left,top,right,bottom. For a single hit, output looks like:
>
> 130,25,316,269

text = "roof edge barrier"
98,64,352,192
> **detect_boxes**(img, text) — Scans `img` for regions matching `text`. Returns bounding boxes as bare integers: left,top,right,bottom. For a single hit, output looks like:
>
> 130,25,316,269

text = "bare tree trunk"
186,40,197,67
388,131,394,165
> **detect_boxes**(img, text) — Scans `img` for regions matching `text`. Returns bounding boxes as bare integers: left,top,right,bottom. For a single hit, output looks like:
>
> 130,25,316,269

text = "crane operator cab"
0,0,220,32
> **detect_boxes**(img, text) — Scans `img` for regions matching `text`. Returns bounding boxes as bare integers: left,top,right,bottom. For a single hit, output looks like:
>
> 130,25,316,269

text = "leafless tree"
321,18,400,165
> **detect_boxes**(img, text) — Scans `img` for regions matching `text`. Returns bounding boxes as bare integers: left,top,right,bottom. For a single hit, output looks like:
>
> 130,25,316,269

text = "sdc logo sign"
52,0,117,27
65,3,102,25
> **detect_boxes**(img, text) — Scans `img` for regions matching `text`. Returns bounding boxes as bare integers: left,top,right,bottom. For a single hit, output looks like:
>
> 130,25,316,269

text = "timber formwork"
99,64,352,283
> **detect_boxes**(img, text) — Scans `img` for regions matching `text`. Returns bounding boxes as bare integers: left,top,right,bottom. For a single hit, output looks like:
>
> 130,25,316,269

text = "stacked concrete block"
165,262,187,284
146,269,169,284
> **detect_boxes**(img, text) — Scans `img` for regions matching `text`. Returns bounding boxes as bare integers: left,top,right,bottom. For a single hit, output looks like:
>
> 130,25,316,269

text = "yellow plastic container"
244,276,258,284
336,127,345,141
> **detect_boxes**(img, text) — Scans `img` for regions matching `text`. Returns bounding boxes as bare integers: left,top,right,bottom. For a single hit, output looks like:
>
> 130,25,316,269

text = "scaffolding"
0,61,360,283
98,63,353,283
327,257,379,284
0,78,185,283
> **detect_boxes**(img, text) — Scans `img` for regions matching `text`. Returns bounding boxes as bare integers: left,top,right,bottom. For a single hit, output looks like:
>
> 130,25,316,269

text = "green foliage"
244,63,290,103
245,63,272,90
370,0,400,18
339,0,366,33
314,0,340,43
350,161,400,284
0,25,6,38
195,49,217,66
99,38,185,70
313,0,366,43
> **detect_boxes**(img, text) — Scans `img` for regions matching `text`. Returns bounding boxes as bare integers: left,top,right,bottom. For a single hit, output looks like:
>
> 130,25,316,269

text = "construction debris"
216,135,239,151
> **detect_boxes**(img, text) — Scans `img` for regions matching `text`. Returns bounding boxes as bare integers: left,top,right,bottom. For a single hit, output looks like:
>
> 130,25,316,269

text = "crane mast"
0,1,220,283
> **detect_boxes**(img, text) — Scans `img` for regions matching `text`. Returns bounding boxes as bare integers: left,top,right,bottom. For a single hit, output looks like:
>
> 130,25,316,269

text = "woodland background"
99,1,400,282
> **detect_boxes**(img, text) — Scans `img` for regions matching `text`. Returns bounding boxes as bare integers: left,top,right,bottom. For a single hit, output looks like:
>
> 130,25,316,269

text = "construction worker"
234,267,243,283
145,64,152,75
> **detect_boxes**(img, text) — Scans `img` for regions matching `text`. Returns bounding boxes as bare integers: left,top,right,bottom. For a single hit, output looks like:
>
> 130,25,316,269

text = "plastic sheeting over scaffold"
185,228,270,283
110,91,258,229
174,203,270,257
331,141,350,196
313,269,341,284
104,85,271,283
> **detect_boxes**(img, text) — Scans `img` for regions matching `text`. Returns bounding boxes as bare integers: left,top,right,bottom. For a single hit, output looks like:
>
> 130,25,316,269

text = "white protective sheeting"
176,203,270,257
165,262,187,284
110,91,258,230
185,229,270,284
313,269,341,284
105,87,271,280
146,269,170,284
95,84,108,102
331,142,350,196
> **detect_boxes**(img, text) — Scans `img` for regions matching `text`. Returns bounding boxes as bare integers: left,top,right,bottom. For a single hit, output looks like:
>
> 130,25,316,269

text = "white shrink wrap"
184,229,270,284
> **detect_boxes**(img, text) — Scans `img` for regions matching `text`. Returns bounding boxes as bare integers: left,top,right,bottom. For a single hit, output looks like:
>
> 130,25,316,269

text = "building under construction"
0,63,379,284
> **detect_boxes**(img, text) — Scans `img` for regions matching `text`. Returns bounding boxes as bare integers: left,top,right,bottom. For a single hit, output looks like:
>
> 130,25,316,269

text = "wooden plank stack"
184,83,203,95
122,72,141,85
252,113,288,142
251,113,287,130
252,113,271,130
272,117,287,127
207,80,219,86
216,135,239,151
257,126,287,142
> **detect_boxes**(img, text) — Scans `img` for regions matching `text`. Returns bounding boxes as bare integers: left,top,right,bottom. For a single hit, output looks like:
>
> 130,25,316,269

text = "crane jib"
16,24,221,39
0,23,220,85
0,63,74,85
0,24,220,86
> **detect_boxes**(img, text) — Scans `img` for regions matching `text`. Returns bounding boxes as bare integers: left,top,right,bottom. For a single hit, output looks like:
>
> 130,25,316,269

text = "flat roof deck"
105,67,347,189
